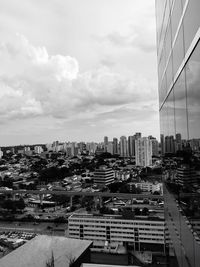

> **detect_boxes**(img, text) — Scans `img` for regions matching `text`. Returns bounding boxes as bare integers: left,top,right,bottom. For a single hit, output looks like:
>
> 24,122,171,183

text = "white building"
107,142,113,155
0,148,3,159
24,146,32,156
86,142,97,155
68,213,165,253
114,170,130,181
34,146,43,154
135,137,152,167
135,182,162,194
93,166,114,186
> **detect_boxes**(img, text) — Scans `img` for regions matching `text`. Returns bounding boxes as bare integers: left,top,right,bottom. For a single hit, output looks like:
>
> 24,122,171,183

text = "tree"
86,205,92,212
141,207,149,216
153,191,160,195
2,199,16,212
16,198,26,210
122,209,135,219
54,216,67,224
119,183,130,193
99,206,114,214
134,207,141,215
108,182,122,193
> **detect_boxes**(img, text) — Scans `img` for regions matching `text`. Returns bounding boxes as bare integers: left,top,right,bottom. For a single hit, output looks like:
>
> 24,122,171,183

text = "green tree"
141,207,149,216
2,199,16,212
134,207,141,215
16,198,26,210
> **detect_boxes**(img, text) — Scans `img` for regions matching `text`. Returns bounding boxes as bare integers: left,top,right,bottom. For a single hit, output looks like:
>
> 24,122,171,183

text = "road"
0,189,164,199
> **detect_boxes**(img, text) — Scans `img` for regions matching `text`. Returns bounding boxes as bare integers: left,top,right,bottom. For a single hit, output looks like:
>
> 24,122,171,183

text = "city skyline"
0,132,159,148
0,0,159,146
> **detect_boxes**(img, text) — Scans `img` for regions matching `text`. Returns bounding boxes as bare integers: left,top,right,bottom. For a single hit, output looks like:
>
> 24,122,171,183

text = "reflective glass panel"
183,0,200,55
172,24,184,78
171,0,183,43
174,70,188,140
186,41,200,140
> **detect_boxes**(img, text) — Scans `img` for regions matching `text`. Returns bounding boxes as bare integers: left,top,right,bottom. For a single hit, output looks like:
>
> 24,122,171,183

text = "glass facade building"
155,1,200,267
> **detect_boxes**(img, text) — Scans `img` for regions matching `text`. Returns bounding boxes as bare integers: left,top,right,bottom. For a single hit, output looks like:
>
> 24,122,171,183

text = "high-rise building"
148,136,159,157
155,0,200,266
78,142,86,153
113,137,119,155
135,137,152,167
86,142,97,155
128,135,135,157
104,136,108,152
119,136,128,157
107,141,113,155
34,146,43,154
0,148,3,159
71,142,79,156
134,132,141,140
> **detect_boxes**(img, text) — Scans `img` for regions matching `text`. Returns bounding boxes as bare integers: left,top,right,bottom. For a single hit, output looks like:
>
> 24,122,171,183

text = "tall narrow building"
155,0,200,266
120,136,128,157
128,135,135,157
135,137,152,167
113,137,119,155
104,136,108,152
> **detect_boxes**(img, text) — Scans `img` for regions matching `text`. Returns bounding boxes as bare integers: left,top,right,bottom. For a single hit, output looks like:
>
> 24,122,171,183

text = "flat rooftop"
70,213,164,221
82,264,141,267
0,235,92,267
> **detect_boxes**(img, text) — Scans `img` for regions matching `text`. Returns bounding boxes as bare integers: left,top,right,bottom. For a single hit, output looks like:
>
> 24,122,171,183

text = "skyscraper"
0,148,3,159
120,136,128,157
128,135,135,157
104,136,108,152
113,137,119,155
155,0,200,266
134,132,141,140
135,137,152,167
107,141,113,155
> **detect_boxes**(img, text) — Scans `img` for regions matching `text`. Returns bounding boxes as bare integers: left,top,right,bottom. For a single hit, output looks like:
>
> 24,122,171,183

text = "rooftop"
0,235,92,267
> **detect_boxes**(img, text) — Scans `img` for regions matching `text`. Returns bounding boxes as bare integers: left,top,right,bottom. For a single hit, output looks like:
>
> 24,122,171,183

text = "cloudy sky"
0,0,159,146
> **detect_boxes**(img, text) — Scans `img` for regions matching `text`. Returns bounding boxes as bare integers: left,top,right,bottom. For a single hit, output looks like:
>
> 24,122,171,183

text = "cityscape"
0,0,200,267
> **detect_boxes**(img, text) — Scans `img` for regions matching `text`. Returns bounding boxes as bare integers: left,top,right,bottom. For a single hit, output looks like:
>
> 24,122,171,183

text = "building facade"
107,141,114,155
128,136,136,158
0,148,3,159
120,136,128,158
135,137,152,167
155,0,200,266
113,138,119,155
104,136,108,152
68,213,165,253
93,166,114,186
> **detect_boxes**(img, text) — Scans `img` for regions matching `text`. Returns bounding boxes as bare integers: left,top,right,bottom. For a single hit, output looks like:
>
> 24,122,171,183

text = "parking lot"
0,221,67,236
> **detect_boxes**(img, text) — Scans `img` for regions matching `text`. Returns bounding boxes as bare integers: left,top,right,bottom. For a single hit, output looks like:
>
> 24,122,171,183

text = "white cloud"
93,8,156,53
0,34,157,122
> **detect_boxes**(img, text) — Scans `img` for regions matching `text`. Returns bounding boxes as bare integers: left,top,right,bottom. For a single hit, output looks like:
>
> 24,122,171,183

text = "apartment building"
93,166,114,186
68,213,165,253
135,137,152,167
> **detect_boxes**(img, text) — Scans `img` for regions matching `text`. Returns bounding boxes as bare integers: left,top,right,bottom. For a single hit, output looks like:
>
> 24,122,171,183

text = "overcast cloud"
0,0,159,145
